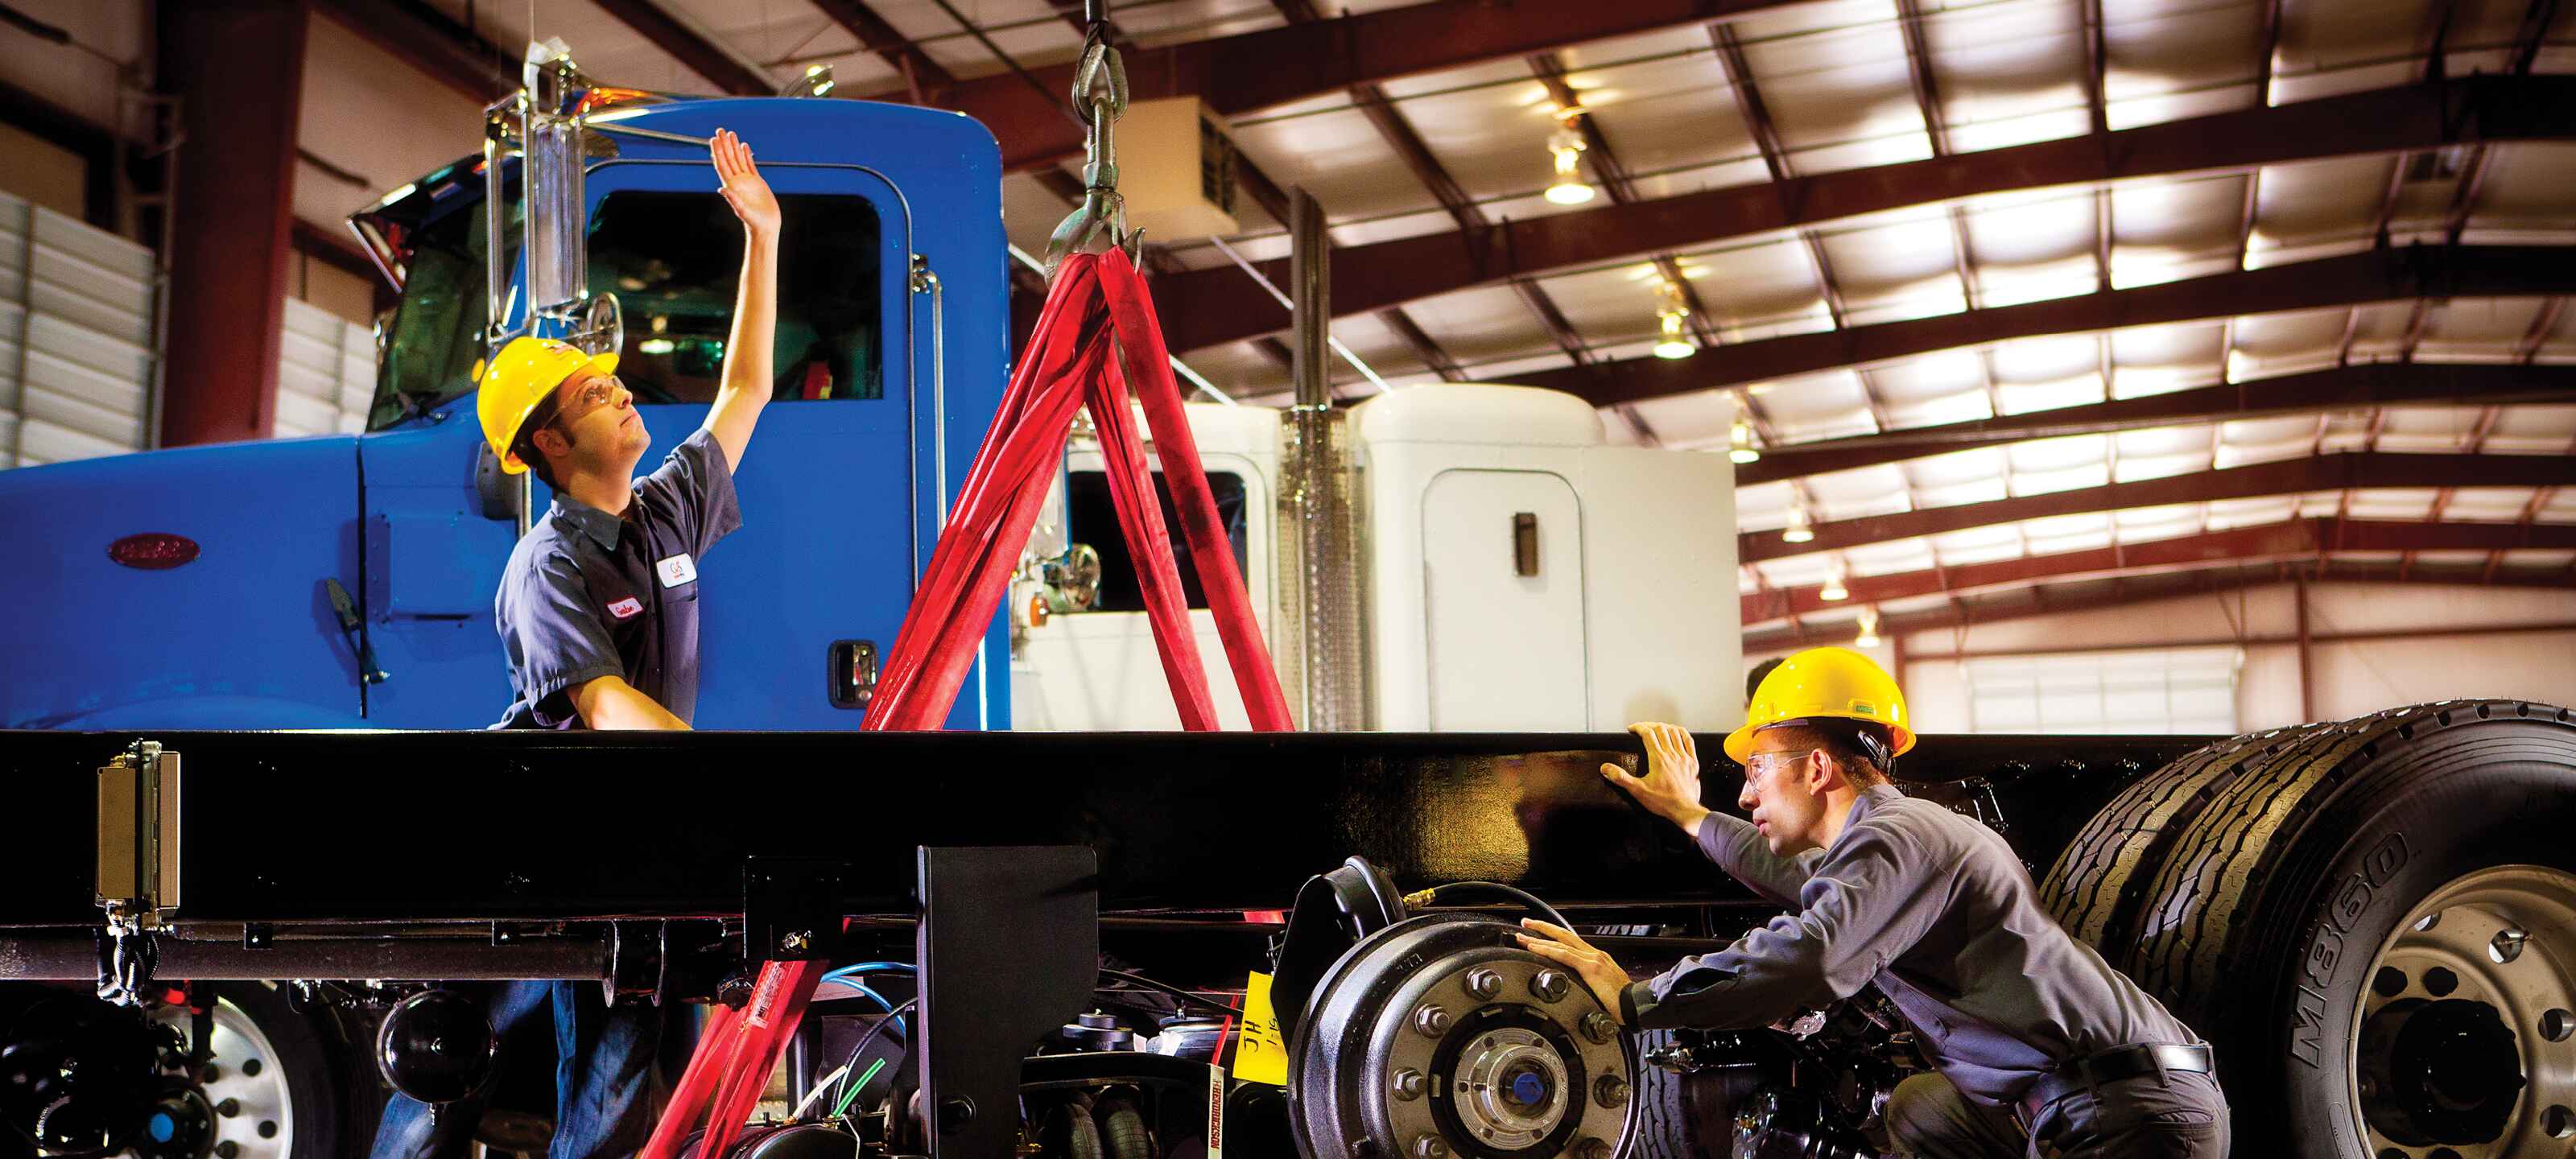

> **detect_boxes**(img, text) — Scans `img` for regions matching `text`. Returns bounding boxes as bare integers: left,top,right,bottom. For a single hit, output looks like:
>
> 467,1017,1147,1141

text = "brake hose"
1402,881,1573,931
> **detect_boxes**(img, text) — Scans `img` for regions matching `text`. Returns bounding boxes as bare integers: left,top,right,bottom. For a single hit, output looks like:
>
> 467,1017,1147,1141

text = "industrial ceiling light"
1653,280,1697,360
1781,504,1813,542
1819,565,1848,602
1543,113,1596,206
782,64,835,98
1728,418,1761,465
1855,606,1880,648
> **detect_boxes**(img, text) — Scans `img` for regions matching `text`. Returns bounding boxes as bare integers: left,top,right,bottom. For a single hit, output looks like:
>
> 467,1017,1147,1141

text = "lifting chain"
1044,2,1143,275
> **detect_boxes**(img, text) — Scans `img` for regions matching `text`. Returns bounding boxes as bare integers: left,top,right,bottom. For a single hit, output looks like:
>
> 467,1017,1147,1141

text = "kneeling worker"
1517,647,2228,1157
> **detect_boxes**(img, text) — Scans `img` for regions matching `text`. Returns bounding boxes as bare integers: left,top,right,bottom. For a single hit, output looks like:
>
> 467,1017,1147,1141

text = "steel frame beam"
1150,76,2576,353
588,0,771,96
1533,245,2576,410
811,0,959,101
309,0,516,101
1743,563,2576,652
157,2,310,447
1736,362,2576,484
881,0,1826,171
1742,518,2576,625
1741,450,2576,564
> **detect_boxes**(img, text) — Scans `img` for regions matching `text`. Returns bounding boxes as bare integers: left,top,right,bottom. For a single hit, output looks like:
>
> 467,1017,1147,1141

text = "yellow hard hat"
475,336,621,475
1725,646,1915,762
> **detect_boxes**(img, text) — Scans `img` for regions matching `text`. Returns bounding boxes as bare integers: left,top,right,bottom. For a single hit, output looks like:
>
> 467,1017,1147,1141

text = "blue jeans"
370,981,682,1159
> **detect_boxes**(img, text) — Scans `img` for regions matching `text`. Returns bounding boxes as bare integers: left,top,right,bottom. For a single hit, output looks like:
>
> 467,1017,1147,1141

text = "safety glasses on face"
1743,750,1812,779
556,374,629,424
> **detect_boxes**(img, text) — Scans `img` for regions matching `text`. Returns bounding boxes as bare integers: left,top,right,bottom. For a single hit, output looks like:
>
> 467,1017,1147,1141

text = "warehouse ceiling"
331,0,2576,643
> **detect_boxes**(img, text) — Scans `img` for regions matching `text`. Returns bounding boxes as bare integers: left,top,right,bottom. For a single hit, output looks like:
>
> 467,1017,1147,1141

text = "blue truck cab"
0,80,1013,731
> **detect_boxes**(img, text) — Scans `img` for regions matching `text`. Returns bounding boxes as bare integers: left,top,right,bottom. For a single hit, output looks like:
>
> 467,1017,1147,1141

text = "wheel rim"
2348,864,2576,1159
138,995,299,1159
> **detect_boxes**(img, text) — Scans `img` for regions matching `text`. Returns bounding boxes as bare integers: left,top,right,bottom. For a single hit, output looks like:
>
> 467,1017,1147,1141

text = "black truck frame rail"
0,728,2199,971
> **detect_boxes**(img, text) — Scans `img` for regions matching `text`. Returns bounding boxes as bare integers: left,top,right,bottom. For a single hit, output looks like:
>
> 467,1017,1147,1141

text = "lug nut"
1465,967,1503,1001
1531,971,1571,1003
1575,1139,1612,1159
1413,1135,1450,1159
1593,1074,1629,1108
1392,1068,1426,1101
1581,1012,1618,1044
1414,1004,1453,1037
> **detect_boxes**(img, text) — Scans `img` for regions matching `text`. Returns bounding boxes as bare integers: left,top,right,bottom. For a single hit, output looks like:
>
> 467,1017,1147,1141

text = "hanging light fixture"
1819,564,1848,602
1781,503,1813,542
1653,279,1697,360
1729,418,1761,465
1855,606,1881,647
1543,111,1596,205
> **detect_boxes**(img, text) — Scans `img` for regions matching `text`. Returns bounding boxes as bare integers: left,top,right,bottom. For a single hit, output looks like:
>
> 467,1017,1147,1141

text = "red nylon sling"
641,249,1291,1159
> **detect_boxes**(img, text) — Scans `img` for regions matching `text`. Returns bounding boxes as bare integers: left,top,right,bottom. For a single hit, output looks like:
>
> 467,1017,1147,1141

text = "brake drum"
1289,915,1633,1159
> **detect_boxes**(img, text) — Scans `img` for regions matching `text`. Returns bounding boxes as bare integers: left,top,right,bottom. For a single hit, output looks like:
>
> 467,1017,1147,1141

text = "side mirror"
473,439,524,522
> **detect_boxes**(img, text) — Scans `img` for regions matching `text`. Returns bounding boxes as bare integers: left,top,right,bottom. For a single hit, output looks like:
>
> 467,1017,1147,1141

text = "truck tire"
2041,700,2576,1158
166,984,348,1159
1621,1030,1749,1159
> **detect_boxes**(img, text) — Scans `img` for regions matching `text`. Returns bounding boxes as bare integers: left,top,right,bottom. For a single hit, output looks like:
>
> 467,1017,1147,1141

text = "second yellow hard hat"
1726,646,1915,762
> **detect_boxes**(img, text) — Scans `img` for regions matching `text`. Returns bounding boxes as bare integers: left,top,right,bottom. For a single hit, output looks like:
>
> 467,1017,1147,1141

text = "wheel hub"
2351,864,2576,1159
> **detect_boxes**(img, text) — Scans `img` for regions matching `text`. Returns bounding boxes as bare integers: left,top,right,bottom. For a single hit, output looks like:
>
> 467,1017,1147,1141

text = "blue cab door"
360,99,1009,730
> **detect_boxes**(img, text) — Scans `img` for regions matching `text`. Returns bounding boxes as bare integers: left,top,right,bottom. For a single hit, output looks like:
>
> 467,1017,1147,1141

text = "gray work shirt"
1622,783,2201,1107
493,427,741,728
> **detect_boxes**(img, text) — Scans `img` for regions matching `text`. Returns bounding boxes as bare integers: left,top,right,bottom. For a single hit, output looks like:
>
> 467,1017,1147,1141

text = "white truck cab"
1009,383,1742,733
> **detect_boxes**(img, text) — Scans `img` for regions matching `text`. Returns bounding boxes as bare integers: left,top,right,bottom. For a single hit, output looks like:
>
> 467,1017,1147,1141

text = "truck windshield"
369,192,518,430
367,188,884,429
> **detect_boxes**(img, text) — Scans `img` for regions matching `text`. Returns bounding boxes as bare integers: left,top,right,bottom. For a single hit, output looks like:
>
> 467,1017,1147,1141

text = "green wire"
830,1057,888,1119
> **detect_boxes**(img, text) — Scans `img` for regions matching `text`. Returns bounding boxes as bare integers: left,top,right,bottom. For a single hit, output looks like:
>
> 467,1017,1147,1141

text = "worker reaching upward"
477,127,780,733
372,129,779,1159
1518,648,2231,1158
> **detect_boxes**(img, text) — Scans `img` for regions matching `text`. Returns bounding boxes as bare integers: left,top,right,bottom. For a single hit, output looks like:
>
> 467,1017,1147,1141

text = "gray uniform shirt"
1621,783,2201,1107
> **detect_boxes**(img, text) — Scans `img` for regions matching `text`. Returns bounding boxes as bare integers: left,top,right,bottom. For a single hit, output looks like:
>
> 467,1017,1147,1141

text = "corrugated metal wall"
0,189,158,467
275,296,372,436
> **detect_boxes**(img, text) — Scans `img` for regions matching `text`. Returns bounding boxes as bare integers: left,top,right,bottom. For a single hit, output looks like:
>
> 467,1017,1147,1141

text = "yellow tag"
1232,971,1289,1087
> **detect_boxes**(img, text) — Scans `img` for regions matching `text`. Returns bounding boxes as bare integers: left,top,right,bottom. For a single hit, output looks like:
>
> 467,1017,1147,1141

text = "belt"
2017,1042,2213,1127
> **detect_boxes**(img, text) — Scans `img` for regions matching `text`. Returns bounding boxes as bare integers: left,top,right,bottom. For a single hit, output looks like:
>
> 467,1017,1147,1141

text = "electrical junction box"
1117,97,1242,241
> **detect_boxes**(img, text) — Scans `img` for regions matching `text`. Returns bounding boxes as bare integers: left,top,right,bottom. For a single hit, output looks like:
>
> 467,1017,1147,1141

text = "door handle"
828,639,877,710
324,578,390,685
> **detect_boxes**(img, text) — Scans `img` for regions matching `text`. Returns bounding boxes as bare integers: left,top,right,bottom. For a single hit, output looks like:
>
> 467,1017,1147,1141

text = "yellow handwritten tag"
1232,971,1290,1087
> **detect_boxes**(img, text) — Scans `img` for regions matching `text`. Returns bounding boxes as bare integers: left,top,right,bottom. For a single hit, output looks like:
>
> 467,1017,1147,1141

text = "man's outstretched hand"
712,128,779,239
1602,721,1711,835
1514,919,1629,1025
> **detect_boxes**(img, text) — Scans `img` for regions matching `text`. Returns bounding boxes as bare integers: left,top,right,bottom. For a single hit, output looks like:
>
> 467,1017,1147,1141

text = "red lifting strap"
641,250,1292,1159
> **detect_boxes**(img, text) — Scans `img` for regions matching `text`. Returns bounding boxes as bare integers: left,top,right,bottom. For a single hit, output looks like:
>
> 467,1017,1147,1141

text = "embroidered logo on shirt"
608,596,644,620
656,553,698,588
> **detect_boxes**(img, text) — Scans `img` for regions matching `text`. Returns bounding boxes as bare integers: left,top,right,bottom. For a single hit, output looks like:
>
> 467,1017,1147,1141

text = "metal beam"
881,0,1821,171
1743,518,2576,625
1531,245,2576,410
588,0,770,96
309,0,515,101
810,0,958,99
1736,362,2576,484
1151,75,2576,353
1744,563,2576,652
1742,451,2576,564
158,1,309,447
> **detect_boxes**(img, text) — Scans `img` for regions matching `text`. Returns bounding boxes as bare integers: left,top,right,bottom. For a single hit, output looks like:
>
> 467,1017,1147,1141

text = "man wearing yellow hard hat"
1518,648,2229,1157
479,129,778,733
372,130,781,1159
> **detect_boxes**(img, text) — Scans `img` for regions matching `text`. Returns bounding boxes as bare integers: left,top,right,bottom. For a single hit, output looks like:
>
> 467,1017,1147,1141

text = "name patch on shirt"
656,553,698,588
607,596,644,620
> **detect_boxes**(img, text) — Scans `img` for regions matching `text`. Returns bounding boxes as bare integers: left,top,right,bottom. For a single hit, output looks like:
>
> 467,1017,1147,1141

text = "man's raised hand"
1601,721,1711,834
712,128,779,239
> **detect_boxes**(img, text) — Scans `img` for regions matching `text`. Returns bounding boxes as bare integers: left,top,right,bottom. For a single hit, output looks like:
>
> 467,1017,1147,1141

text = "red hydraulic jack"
640,249,1294,1159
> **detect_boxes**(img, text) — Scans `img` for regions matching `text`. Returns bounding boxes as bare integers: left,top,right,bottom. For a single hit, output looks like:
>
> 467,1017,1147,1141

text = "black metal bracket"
918,846,1099,1159
745,858,846,963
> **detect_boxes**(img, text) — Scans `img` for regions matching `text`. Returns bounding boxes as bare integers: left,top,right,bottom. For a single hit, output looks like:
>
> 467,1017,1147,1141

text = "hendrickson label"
2289,831,2409,1067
